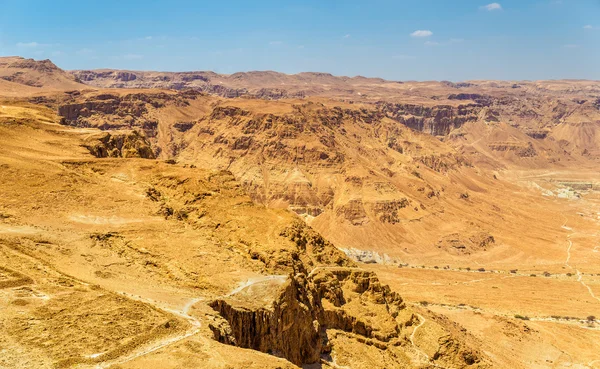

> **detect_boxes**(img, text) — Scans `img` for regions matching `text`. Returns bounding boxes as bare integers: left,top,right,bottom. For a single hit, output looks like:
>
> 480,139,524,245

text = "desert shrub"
514,314,530,320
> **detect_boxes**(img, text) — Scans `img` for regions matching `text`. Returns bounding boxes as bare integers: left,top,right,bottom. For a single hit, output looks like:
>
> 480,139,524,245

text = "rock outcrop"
209,276,322,366
377,102,480,136
488,141,537,157
83,131,155,158
209,265,486,367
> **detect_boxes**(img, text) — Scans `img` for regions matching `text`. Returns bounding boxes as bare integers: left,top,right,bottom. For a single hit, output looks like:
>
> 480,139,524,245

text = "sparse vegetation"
514,314,530,321
411,170,422,179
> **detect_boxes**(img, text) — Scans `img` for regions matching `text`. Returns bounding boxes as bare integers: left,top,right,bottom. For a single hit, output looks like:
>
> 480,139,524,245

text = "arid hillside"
0,56,86,91
0,100,491,369
1,57,600,368
50,83,600,271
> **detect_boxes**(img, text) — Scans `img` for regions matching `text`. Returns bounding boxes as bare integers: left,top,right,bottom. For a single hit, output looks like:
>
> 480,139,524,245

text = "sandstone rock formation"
83,131,156,158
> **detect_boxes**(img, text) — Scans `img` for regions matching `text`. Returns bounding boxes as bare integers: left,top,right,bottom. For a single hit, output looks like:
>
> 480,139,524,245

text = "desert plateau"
1,1,599,367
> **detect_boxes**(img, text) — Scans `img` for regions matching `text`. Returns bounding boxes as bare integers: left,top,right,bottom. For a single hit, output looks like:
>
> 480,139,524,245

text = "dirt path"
408,313,455,369
225,275,287,296
90,293,204,368
577,270,600,304
91,274,290,368
409,313,428,363
307,266,359,278
562,217,600,305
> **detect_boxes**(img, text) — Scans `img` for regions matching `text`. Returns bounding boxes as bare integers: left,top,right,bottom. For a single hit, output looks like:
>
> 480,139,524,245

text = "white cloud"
481,3,502,11
343,34,351,39
16,42,41,48
145,36,153,40
583,25,596,30
123,53,143,60
16,41,58,49
410,30,433,38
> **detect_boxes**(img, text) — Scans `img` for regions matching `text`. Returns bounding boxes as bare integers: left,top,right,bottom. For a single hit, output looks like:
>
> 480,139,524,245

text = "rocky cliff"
209,265,486,368
82,131,156,159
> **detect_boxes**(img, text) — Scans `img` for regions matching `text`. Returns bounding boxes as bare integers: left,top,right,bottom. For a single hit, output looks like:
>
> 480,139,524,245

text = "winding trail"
409,313,428,360
562,217,600,304
92,293,204,369
90,274,289,368
566,239,573,266
408,313,454,368
577,270,600,304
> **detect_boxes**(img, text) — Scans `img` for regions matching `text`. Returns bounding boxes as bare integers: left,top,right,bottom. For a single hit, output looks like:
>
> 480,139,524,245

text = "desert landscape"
1,33,599,368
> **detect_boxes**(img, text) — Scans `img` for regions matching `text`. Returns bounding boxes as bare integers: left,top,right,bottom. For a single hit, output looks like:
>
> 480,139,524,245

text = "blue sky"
0,0,598,81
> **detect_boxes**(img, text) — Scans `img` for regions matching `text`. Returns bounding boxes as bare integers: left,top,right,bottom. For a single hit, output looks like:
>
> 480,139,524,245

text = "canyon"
1,56,599,368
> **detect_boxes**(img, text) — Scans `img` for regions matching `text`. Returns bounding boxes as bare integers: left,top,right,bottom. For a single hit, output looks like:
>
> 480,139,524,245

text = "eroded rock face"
209,268,404,366
377,102,480,136
488,141,537,157
57,91,200,134
83,131,155,159
437,231,496,255
209,276,322,366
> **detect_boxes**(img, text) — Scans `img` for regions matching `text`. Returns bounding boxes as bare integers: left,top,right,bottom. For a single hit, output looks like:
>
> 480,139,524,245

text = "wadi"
0,55,599,369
